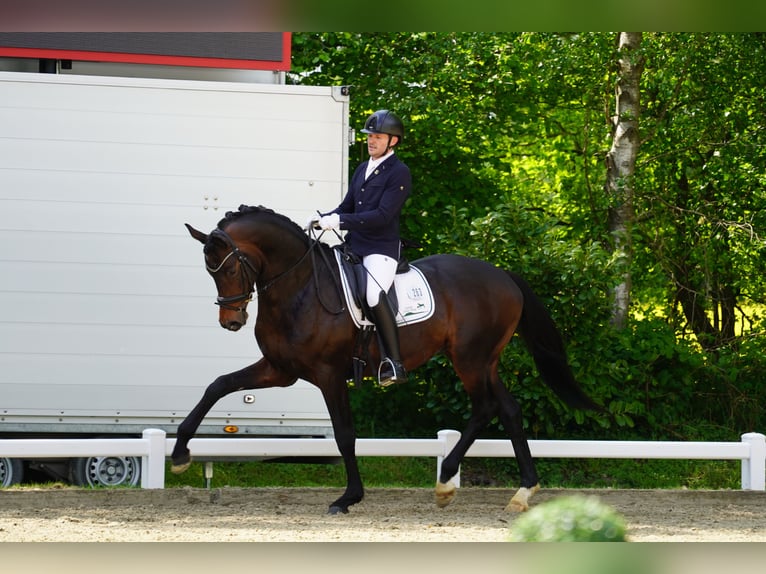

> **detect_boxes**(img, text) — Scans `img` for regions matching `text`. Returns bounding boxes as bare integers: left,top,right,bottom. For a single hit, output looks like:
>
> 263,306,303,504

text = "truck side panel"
0,72,347,437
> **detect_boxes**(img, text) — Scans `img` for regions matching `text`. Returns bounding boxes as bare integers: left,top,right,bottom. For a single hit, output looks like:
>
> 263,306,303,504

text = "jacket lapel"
365,155,397,182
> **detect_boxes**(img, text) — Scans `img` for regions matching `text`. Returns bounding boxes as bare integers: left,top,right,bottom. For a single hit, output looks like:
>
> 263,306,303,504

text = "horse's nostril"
222,321,242,332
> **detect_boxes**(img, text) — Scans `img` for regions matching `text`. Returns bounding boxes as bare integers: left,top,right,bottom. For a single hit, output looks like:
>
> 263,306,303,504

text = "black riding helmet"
360,109,404,145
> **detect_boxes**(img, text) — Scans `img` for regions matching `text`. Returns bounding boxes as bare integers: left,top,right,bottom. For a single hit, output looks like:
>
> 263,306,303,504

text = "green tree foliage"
635,33,766,350
290,33,766,443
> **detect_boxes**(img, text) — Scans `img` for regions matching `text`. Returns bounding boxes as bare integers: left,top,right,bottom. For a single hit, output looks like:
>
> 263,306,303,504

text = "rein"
207,226,345,314
257,241,315,294
307,227,346,315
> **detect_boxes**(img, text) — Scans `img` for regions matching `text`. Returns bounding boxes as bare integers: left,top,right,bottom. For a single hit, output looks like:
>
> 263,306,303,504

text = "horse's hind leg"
171,359,296,473
490,379,541,511
435,377,499,509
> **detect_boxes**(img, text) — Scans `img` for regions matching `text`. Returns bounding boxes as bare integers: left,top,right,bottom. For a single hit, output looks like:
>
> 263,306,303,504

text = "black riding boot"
368,293,407,387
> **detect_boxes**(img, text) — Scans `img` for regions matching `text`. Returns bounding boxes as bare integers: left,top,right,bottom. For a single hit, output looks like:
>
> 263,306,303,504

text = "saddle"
332,245,435,386
333,245,434,328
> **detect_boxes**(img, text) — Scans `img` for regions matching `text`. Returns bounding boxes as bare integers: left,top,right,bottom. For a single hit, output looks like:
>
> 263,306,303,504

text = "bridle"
205,227,321,312
206,229,259,311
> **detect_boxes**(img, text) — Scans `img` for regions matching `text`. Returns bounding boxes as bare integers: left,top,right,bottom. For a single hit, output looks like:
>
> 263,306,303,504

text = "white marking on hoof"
505,483,540,512
170,460,192,475
435,480,457,508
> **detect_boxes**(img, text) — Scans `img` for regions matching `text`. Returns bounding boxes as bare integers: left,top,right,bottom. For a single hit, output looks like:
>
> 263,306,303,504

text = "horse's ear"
185,223,208,244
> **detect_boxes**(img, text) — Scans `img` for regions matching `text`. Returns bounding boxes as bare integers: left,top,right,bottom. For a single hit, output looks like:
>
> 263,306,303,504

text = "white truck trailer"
0,67,348,487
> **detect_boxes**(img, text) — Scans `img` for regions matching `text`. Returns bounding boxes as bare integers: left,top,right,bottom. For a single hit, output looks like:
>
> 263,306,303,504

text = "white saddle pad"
334,249,435,328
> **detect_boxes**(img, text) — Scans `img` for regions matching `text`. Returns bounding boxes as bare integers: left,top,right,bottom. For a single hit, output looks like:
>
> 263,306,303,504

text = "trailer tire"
0,457,24,487
70,456,141,487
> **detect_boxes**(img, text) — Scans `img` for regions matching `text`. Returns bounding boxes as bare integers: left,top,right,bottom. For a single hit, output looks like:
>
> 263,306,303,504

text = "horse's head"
186,205,314,332
186,222,256,332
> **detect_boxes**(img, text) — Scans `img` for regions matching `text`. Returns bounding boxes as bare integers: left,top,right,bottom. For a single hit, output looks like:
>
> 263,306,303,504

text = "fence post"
741,433,766,490
141,428,167,489
436,429,462,487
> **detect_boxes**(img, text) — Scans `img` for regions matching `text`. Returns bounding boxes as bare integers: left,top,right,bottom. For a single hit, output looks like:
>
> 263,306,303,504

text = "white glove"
305,214,321,230
319,213,340,230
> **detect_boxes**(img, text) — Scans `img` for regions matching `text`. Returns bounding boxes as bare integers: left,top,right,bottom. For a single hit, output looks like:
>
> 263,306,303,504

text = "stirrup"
378,358,407,387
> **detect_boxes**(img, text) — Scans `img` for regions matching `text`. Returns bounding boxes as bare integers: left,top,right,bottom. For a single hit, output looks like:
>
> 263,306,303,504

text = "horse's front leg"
318,377,363,515
491,380,540,512
171,359,296,473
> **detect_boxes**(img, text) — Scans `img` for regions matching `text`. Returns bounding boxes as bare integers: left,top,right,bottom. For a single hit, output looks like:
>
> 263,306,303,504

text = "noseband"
206,229,259,311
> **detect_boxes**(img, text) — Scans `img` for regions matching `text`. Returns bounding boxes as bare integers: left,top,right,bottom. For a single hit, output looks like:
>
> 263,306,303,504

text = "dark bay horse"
171,205,596,514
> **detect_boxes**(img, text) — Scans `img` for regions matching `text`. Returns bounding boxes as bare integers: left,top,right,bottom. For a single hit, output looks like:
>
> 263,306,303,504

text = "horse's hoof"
435,480,456,508
328,505,349,515
170,459,192,475
505,484,540,512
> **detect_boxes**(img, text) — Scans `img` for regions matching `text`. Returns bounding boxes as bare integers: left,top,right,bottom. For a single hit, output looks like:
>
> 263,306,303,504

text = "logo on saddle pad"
334,250,435,329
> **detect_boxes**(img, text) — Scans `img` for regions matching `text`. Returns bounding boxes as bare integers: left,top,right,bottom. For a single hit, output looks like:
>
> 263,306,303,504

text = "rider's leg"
364,254,407,386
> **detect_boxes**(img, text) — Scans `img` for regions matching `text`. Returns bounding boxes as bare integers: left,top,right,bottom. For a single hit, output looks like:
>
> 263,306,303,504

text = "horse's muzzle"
222,320,243,331
219,310,248,331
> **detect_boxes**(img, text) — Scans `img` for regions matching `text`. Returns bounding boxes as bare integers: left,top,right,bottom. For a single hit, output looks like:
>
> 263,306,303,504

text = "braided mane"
218,204,310,246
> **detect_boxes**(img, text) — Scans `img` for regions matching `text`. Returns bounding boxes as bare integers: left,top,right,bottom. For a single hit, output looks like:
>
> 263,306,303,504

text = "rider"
310,109,411,386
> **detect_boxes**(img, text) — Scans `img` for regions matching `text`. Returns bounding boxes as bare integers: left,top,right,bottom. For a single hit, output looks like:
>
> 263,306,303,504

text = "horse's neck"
252,231,314,294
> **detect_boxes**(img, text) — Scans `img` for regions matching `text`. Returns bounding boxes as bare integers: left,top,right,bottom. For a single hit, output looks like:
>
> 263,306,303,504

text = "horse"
170,204,597,514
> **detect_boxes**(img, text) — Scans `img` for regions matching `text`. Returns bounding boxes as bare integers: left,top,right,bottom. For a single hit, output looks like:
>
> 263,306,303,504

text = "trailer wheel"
70,456,141,487
0,457,24,487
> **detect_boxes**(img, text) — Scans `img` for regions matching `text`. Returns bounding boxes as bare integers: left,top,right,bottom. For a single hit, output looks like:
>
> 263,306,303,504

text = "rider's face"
367,132,397,160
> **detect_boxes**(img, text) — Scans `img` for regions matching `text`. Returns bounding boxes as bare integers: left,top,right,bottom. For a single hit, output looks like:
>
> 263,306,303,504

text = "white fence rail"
1,429,764,491
0,429,167,489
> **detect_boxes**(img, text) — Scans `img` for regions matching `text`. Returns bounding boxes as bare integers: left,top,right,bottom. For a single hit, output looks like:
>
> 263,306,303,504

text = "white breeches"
363,253,397,307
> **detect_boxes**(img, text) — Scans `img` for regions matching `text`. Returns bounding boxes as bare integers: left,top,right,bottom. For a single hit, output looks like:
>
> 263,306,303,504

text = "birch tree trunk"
605,32,643,329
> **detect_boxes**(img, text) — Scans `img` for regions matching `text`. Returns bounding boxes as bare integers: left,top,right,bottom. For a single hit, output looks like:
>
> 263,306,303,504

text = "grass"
162,456,742,491
10,454,741,490
164,457,436,489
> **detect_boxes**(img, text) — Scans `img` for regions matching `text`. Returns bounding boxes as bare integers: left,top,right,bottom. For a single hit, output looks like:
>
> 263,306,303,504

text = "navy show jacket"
327,153,411,259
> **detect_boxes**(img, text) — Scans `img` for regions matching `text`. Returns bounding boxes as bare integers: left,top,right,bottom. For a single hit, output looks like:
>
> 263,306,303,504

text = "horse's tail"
507,271,599,411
